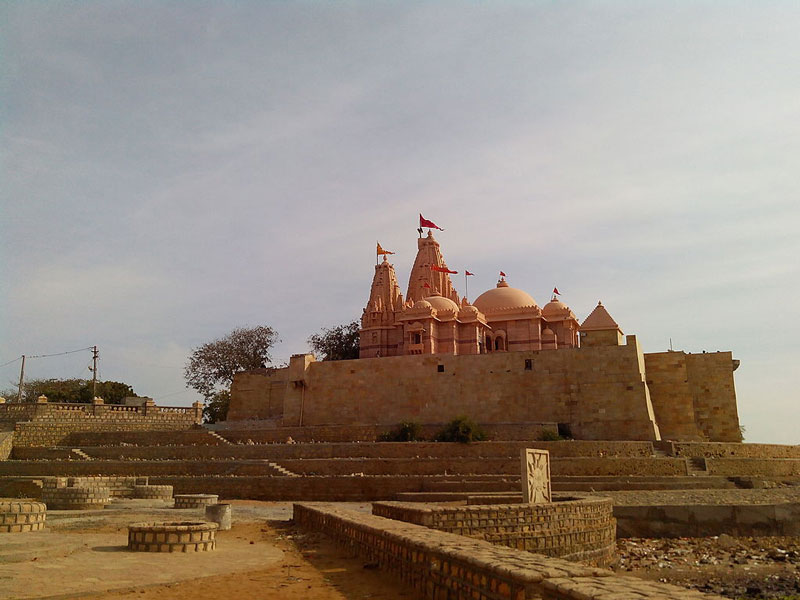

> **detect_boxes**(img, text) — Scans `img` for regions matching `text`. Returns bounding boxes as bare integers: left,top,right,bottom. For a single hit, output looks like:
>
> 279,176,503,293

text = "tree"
184,325,279,399
0,379,137,404
308,320,360,361
202,390,230,424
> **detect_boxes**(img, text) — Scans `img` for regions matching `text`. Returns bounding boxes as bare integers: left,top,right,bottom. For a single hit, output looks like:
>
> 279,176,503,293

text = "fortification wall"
7,401,202,447
227,368,288,421
644,352,703,440
12,440,655,461
271,338,660,441
686,352,741,442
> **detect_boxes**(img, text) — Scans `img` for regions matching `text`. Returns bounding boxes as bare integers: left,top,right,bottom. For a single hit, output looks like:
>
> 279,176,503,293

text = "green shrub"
379,421,423,442
537,429,564,442
434,416,487,444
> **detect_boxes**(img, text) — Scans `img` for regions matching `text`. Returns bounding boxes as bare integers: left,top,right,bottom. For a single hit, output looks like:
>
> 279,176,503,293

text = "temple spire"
361,256,404,328
406,231,460,304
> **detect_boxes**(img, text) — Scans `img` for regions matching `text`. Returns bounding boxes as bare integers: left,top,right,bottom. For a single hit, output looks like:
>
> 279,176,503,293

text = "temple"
361,230,593,357
228,228,743,442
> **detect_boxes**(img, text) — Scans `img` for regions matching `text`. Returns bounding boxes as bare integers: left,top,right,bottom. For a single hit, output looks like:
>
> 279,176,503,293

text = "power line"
27,346,94,359
0,357,22,369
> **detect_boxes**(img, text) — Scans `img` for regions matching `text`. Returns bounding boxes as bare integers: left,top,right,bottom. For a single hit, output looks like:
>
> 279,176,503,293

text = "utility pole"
91,346,99,399
17,355,25,403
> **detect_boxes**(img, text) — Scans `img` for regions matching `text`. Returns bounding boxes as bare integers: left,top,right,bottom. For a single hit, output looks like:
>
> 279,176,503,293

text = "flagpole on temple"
465,271,468,301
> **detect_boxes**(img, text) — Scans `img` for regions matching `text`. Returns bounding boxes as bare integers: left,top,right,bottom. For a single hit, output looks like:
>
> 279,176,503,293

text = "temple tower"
579,301,624,346
359,257,405,358
405,231,460,304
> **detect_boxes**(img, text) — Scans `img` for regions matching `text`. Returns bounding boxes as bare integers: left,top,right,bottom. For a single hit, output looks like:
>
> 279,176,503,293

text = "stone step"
70,449,92,461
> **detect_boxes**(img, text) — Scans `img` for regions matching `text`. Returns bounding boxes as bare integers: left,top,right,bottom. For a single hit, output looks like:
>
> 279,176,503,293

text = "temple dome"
542,299,569,317
473,281,538,314
424,294,459,314
413,299,433,310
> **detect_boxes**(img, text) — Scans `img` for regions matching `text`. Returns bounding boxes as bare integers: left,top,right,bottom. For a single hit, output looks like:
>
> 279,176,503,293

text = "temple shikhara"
361,230,590,358
228,223,742,443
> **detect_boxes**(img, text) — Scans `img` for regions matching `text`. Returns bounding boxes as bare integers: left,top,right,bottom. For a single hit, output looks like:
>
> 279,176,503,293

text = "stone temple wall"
228,339,740,442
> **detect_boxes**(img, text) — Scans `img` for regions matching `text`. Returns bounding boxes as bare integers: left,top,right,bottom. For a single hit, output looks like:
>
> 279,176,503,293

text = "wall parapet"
293,502,725,600
372,494,617,566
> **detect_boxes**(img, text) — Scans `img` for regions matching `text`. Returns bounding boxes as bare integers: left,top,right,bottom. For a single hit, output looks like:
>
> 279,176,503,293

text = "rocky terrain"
616,535,800,599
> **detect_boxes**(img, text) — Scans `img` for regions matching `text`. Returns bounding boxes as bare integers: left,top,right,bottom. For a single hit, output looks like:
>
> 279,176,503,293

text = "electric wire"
0,357,23,369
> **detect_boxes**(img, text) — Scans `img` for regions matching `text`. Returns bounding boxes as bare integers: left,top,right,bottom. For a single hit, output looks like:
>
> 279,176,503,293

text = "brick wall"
231,341,662,441
293,503,724,600
0,456,689,479
227,369,288,421
686,353,741,442
644,352,703,440
372,496,617,566
706,458,800,477
13,416,200,447
671,442,800,459
12,440,656,461
217,422,557,443
61,430,223,447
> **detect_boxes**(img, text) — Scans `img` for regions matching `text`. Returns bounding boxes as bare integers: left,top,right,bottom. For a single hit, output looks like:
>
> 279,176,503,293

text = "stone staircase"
206,430,233,445
265,461,299,477
70,448,92,461
686,456,708,476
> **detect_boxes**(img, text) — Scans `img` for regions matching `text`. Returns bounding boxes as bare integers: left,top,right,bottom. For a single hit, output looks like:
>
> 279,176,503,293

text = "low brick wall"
62,430,222,447
293,503,724,600
13,419,199,448
707,458,800,477
219,422,557,443
372,495,616,566
672,442,800,459
0,456,689,478
614,503,800,538
12,440,656,461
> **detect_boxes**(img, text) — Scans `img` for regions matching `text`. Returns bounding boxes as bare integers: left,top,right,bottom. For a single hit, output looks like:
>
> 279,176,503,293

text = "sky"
1,2,798,444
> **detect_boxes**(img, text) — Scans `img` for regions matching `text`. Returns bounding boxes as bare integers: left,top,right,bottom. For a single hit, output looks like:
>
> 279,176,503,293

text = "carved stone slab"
521,448,551,504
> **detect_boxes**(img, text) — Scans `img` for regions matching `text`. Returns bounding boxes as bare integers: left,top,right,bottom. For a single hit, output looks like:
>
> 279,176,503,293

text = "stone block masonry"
373,495,616,567
294,503,725,600
0,501,46,533
127,521,217,552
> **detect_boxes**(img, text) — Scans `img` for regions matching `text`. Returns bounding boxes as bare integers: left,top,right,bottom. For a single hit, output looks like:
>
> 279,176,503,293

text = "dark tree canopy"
308,321,360,361
1,379,137,404
184,325,279,398
202,390,230,424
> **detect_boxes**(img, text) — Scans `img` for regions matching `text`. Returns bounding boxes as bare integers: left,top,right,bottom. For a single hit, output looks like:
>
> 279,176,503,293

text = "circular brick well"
173,494,218,509
133,484,174,500
43,486,111,510
0,501,47,533
128,521,218,552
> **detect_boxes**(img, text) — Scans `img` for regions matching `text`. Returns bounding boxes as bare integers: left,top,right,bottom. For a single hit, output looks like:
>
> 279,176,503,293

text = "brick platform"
0,501,46,533
294,503,726,600
43,486,111,510
133,484,173,500
173,494,219,509
127,521,217,552
373,494,616,567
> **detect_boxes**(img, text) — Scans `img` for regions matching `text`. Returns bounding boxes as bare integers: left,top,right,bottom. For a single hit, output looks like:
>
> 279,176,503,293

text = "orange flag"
377,242,395,256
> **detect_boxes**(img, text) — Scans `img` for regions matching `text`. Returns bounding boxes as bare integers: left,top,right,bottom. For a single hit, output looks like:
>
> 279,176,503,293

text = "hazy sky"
2,2,798,443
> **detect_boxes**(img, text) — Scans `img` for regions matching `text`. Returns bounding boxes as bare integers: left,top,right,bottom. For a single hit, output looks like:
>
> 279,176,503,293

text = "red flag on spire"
553,287,560,295
423,281,431,289
465,270,474,276
499,271,506,277
419,214,444,230
431,265,458,274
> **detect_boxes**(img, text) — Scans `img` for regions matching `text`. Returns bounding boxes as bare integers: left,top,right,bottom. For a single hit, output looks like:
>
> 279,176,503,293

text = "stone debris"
615,535,800,599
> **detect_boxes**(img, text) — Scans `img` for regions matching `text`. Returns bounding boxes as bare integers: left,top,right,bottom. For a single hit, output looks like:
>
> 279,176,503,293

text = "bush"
434,416,487,444
536,429,564,442
379,421,423,442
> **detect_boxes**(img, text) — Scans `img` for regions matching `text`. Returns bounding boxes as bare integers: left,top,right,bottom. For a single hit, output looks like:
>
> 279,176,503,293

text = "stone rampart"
614,503,800,537
11,440,656,461
671,442,800,459
372,496,616,566
293,503,724,600
217,422,558,443
707,458,800,477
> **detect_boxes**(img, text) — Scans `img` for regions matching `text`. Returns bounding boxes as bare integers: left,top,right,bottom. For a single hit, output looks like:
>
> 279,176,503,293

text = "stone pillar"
521,448,551,504
36,395,48,404
192,401,203,423
205,503,232,530
142,398,156,416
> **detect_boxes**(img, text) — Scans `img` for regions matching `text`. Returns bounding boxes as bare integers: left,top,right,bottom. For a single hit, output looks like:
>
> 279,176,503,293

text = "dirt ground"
3,497,800,599
0,499,417,600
